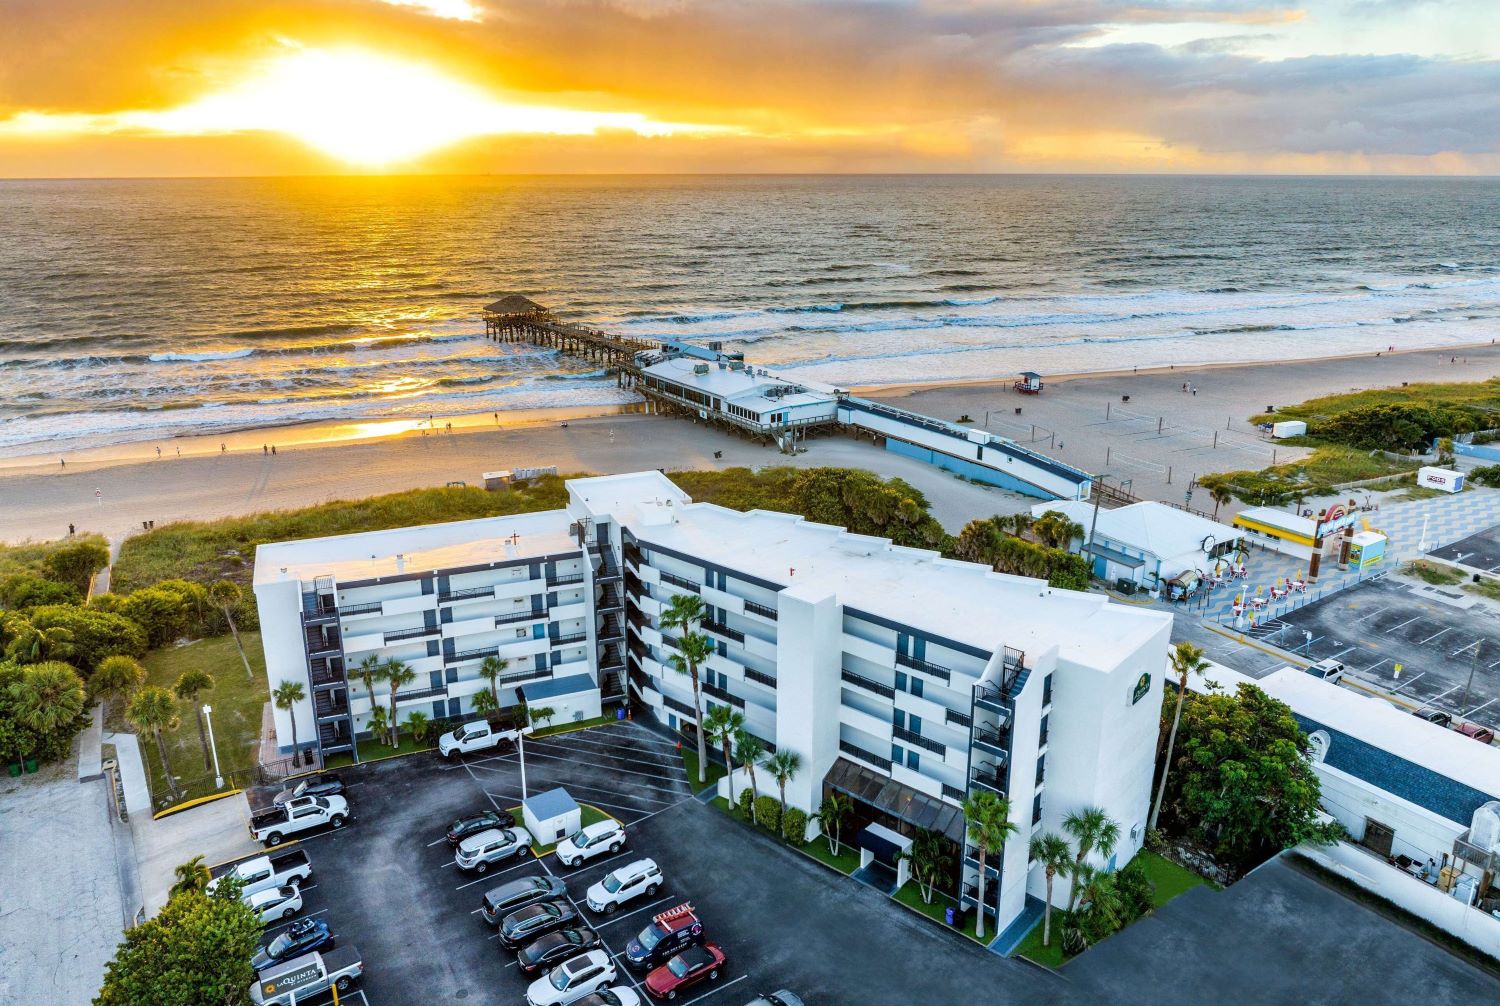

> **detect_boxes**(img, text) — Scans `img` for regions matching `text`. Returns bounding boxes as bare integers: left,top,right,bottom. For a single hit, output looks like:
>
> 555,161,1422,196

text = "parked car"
586,858,662,914
455,827,530,873
246,885,303,923
481,875,568,926
449,809,518,847
208,850,311,899
249,948,363,1006
249,795,350,847
644,944,726,1000
570,991,642,1006
252,918,334,972
517,928,603,975
557,820,627,868
500,900,581,948
1458,722,1496,744
1304,658,1345,684
625,903,703,971
439,720,520,760
525,949,618,1006
742,993,803,1006
272,773,346,806
1414,708,1452,727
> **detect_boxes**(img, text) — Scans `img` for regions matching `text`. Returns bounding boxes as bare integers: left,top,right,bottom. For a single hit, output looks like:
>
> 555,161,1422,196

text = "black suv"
499,900,579,948
516,927,602,974
449,809,519,847
480,875,567,925
624,913,705,970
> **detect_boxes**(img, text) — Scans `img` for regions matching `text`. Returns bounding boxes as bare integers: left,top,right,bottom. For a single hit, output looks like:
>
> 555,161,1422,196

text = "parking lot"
248,721,1060,1006
1271,577,1500,725
1431,526,1500,573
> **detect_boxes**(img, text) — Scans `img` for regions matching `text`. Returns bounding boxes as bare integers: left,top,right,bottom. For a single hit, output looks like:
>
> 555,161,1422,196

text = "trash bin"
616,706,626,721
7,763,20,777
945,907,955,926
24,758,38,773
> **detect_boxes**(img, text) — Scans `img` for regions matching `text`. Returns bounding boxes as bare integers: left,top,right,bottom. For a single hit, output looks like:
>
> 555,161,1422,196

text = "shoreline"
3,336,1497,484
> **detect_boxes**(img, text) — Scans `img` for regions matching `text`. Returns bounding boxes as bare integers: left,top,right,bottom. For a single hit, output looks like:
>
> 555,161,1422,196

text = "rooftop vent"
693,363,710,376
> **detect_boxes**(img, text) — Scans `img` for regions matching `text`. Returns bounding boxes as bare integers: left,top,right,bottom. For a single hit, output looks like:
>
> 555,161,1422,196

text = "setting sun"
1,47,729,167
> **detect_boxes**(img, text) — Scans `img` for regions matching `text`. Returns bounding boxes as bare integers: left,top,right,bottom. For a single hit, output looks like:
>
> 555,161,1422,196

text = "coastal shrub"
1060,926,1087,956
1314,403,1485,453
949,517,1091,591
754,796,781,834
737,786,754,818
1115,859,1156,920
1471,465,1500,487
1251,379,1500,427
781,806,808,843
110,587,195,648
0,533,108,585
111,479,574,593
0,660,90,766
24,605,148,674
41,539,111,593
0,574,81,610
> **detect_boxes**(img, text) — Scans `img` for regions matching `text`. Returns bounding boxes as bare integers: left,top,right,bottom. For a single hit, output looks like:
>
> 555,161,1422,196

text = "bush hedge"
782,807,807,843
754,796,781,834
737,787,754,818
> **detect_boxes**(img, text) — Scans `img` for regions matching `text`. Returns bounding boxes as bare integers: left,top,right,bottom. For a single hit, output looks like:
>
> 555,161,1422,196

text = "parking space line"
507,748,693,786
425,836,449,848
1451,639,1482,658
453,855,538,891
1466,698,1497,718
554,849,633,880
1360,658,1392,675
1386,615,1423,632
1390,672,1427,695
591,895,676,930
1327,646,1356,661
530,779,682,808
1421,685,1461,710
1355,607,1389,623
530,734,684,771
628,796,696,826
1419,627,1452,644
674,974,749,1006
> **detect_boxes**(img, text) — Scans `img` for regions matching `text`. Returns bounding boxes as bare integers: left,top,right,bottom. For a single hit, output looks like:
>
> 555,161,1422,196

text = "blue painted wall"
1455,442,1500,463
1295,713,1495,825
884,437,1057,499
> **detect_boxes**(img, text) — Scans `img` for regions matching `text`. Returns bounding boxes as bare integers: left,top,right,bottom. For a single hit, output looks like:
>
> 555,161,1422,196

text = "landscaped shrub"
781,807,807,843
737,787,754,818
0,575,81,611
1472,464,1500,487
1116,859,1156,920
1061,926,1088,956
754,796,781,834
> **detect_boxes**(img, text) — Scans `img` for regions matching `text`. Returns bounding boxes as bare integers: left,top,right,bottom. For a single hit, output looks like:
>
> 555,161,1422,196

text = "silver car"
743,993,804,1006
455,827,530,873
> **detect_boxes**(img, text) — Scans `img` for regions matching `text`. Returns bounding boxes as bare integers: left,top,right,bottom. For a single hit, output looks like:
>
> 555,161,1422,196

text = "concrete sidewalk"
102,731,151,817
77,705,103,783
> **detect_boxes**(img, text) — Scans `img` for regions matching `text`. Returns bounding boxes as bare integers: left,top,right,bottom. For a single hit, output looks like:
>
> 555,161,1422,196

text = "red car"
643,943,726,1000
1458,722,1496,744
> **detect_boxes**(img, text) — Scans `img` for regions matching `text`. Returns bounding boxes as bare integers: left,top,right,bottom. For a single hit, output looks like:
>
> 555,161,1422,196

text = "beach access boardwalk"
481,294,1094,501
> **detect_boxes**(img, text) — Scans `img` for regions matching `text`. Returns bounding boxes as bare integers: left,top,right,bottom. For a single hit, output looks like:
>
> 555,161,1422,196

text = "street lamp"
203,703,223,790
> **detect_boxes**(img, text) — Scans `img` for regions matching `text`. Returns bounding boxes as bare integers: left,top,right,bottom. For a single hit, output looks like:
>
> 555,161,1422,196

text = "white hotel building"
254,470,1170,935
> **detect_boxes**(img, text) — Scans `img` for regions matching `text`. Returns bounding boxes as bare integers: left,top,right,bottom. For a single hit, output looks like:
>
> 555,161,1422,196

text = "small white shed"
523,787,581,846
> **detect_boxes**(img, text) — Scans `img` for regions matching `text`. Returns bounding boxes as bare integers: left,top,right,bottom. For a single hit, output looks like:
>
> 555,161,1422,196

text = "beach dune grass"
1251,378,1500,425
0,532,109,582
1198,444,1414,504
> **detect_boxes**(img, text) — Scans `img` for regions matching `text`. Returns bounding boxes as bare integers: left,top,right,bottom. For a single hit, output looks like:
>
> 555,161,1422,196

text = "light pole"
203,703,223,790
1085,475,1131,579
1417,514,1431,553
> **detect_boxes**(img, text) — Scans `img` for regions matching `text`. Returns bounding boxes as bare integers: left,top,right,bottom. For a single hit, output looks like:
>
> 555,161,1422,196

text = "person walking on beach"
155,446,161,458
263,444,268,454
59,458,65,468
271,445,277,456
221,442,226,453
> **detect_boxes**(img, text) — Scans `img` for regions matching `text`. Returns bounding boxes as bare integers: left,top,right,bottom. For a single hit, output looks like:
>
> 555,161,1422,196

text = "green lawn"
324,731,436,769
799,836,863,875
1013,851,1209,968
123,632,268,808
891,882,985,943
679,744,727,793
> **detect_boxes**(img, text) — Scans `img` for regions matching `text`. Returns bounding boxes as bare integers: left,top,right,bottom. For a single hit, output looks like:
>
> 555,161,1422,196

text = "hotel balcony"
970,761,1007,796
337,600,384,618
658,571,700,594
702,681,745,710
895,652,950,683
945,708,972,730
743,666,777,689
701,617,745,644
438,584,496,605
742,599,777,622
838,738,892,772
893,724,945,757
973,682,1012,719
384,625,440,644
972,725,1009,757
840,668,894,699
547,572,586,588
550,632,588,647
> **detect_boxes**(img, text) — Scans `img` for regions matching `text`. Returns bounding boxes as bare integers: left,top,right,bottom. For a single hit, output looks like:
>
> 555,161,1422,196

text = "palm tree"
367,705,388,748
702,705,744,802
1029,831,1073,947
9,661,86,735
529,705,557,731
1073,865,1127,941
1150,641,1210,831
382,658,415,746
765,749,801,825
273,680,306,766
173,669,215,772
903,828,952,904
404,710,432,746
733,729,765,823
5,620,74,664
355,654,383,717
90,655,144,726
127,685,182,803
472,688,500,717
209,580,254,680
1063,807,1121,914
479,655,509,703
963,791,1018,941
170,854,211,896
1210,484,1232,520
812,792,853,855
666,632,715,784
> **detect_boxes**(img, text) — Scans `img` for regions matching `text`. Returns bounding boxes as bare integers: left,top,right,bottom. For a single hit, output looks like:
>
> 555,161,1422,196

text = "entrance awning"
824,757,966,843
1082,543,1145,569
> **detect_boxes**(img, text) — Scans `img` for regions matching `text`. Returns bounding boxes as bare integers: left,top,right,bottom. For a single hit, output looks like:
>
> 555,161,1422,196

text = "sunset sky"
2,0,1497,176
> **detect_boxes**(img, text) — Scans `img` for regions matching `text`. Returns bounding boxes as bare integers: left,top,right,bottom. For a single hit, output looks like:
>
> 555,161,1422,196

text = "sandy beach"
2,343,1495,548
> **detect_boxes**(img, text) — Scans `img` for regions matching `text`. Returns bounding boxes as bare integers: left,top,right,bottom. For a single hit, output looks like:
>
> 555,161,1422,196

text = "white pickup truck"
250,947,363,1006
439,720,521,760
208,850,312,899
249,794,350,847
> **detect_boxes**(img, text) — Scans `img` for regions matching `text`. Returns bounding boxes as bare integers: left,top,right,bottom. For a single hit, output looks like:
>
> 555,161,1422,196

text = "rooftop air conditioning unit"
693,363,710,375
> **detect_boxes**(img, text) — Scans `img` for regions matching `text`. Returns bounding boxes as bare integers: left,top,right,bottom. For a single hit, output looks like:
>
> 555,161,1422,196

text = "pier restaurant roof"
483,294,548,316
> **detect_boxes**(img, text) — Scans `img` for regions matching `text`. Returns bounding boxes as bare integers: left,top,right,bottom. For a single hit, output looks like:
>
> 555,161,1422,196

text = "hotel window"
1038,714,1049,747
891,743,903,765
1032,794,1043,826
1042,673,1053,706
1035,755,1046,786
895,671,908,692
906,750,920,771
909,677,923,698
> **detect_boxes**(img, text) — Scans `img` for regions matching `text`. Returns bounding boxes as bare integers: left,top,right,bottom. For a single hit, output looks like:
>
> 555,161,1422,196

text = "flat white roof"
625,494,1168,670
1194,662,1500,802
1035,500,1240,563
252,509,576,586
643,357,836,414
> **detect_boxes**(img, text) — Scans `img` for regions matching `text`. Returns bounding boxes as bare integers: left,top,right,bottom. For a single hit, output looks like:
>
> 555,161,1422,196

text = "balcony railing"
971,762,1006,794
742,600,777,621
893,724,945,756
941,783,967,802
701,618,745,644
945,708,972,729
658,571,700,594
840,669,895,699
547,573,585,587
550,633,587,646
702,682,745,709
972,726,1009,753
839,739,892,772
448,645,499,664
896,652,951,682
495,609,544,626
439,585,494,604
384,626,439,643
744,667,777,689
338,600,383,617
974,682,1012,716
663,695,697,718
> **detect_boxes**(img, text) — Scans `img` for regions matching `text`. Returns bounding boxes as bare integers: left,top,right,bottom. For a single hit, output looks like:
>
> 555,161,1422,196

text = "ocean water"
2,174,1497,455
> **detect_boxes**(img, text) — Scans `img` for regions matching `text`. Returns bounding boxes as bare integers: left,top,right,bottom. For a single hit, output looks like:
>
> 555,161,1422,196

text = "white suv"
556,820,627,868
586,858,662,914
455,827,531,873
526,949,618,1006
246,885,302,922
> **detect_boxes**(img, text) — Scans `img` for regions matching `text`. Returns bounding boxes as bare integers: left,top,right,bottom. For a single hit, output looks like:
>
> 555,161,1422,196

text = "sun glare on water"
5,48,721,166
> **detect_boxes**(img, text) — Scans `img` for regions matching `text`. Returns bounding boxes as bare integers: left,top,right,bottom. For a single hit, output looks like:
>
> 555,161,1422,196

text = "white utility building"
254,469,1171,939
